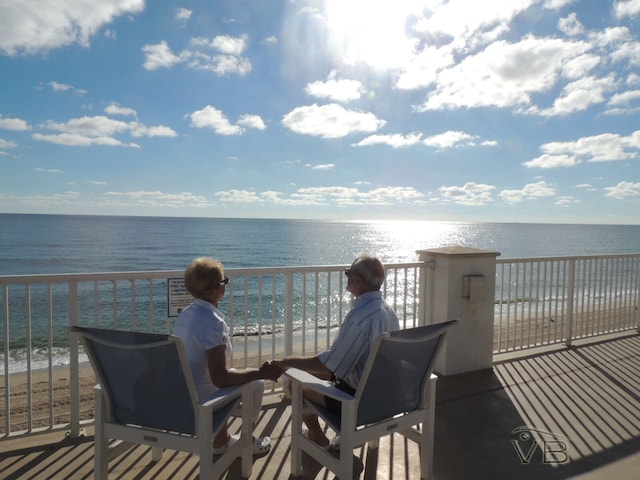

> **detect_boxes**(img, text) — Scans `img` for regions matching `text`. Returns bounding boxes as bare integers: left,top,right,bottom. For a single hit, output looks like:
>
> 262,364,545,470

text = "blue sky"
1,0,639,224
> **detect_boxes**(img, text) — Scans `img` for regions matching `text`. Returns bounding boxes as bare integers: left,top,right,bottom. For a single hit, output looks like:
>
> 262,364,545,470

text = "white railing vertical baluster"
25,284,32,431
325,272,332,350
111,280,117,328
635,256,640,332
2,285,10,437
301,273,307,356
68,280,80,437
93,281,99,326
565,259,575,347
313,272,319,352
243,274,250,367
47,284,54,427
130,280,136,330
285,272,294,357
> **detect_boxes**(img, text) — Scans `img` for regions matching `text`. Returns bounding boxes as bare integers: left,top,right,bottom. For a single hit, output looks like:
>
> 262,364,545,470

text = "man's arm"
273,355,333,380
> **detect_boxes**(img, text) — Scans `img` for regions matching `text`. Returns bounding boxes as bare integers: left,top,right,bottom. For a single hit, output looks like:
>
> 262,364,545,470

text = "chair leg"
338,448,354,480
94,390,108,480
290,381,304,477
150,446,163,462
421,392,436,480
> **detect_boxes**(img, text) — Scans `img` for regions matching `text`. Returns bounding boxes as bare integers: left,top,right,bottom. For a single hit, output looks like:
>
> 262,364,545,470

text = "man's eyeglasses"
219,276,229,286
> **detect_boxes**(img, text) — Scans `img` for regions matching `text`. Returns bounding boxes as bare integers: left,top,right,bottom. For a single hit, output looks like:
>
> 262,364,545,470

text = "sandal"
301,426,330,451
329,435,341,451
212,433,271,456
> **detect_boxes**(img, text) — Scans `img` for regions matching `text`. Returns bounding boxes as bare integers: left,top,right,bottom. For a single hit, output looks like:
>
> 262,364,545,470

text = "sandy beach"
1,349,282,436
0,364,97,434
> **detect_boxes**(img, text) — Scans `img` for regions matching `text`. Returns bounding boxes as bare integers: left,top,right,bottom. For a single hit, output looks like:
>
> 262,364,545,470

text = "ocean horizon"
2,213,640,276
1,213,640,373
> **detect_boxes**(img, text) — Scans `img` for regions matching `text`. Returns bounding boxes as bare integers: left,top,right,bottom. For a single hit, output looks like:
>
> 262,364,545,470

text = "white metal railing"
495,254,640,353
1,254,639,441
0,262,426,440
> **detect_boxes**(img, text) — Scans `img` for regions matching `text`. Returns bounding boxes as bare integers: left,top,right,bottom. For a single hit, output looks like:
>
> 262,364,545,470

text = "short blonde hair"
184,257,224,299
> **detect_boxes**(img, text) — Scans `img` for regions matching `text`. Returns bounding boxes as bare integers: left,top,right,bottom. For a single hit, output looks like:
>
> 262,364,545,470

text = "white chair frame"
286,320,457,480
72,326,254,480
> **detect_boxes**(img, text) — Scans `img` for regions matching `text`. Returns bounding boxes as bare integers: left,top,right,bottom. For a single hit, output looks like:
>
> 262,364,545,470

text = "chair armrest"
285,368,355,403
200,384,247,409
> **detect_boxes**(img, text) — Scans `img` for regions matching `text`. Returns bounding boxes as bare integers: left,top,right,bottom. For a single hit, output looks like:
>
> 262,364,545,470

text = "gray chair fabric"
72,326,253,480
287,319,457,480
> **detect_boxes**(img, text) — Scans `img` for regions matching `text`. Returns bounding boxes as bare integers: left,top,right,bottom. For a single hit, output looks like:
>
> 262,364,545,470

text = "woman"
173,257,281,455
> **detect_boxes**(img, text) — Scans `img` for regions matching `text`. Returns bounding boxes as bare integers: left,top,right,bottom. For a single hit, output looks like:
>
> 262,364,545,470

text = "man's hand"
259,361,284,381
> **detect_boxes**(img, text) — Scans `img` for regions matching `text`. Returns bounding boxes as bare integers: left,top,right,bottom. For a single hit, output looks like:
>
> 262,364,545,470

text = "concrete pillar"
417,246,500,375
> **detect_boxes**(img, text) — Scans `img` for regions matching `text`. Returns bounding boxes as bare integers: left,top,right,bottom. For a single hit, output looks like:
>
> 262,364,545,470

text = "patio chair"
72,326,253,479
286,319,457,480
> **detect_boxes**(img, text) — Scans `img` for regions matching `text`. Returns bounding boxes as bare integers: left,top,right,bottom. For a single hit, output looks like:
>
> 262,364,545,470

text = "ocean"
1,214,639,373
2,214,640,275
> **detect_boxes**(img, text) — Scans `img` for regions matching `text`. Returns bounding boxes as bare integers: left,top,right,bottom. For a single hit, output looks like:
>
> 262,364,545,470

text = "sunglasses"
219,276,229,286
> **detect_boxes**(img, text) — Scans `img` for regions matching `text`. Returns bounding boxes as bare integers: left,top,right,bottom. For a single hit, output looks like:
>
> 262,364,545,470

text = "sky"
1,0,639,224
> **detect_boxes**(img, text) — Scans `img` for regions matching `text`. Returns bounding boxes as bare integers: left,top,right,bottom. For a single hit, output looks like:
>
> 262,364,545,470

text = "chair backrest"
72,326,198,435
355,320,457,426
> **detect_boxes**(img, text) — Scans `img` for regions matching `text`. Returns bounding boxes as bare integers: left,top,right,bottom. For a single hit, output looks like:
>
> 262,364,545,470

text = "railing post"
565,259,576,347
417,247,500,375
68,281,81,438
284,272,294,356
417,263,435,327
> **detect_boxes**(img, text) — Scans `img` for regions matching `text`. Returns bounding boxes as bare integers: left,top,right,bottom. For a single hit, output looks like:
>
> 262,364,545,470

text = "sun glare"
323,0,419,70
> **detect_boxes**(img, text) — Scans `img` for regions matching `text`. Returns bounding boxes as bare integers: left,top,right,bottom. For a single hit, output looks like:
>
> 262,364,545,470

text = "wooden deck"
2,332,640,479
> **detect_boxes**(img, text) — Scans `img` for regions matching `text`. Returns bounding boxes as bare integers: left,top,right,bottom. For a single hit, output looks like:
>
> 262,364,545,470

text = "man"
273,254,400,449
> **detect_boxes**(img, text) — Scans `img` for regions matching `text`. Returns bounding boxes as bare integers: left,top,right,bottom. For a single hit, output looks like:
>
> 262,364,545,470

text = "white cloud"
305,163,335,170
353,133,422,148
49,81,73,92
523,154,580,168
237,114,266,130
188,105,242,135
555,196,579,206
395,45,455,90
614,0,640,19
130,124,177,138
32,115,175,146
416,35,591,113
499,181,556,203
423,131,494,149
557,13,584,36
212,185,426,208
33,132,137,147
0,138,17,149
306,72,365,102
105,103,137,117
216,189,263,204
533,74,618,116
605,88,640,114
0,116,30,131
176,8,192,21
142,41,187,70
527,131,640,167
604,180,640,198
106,190,213,208
0,0,145,56
144,35,252,76
187,109,263,135
439,182,496,206
209,35,247,56
282,104,386,138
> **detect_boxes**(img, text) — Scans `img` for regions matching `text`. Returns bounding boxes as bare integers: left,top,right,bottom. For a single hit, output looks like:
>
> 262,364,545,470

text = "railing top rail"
497,253,640,264
0,261,427,285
